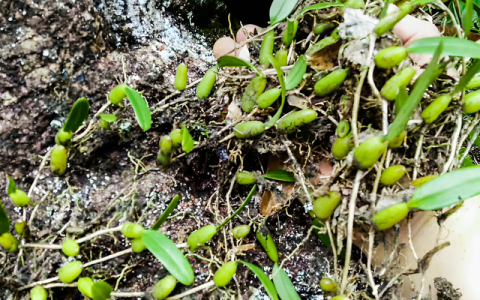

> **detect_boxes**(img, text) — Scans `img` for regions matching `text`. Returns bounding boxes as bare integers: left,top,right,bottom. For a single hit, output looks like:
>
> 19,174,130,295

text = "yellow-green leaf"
285,55,307,91
264,56,286,129
299,2,344,17
386,39,444,141
99,114,117,123
151,195,180,230
0,200,10,235
142,230,195,285
217,56,263,77
270,0,299,25
124,87,152,131
272,263,301,300
91,281,112,300
408,166,480,210
407,36,480,58
263,170,295,182
6,175,16,195
64,97,90,132
181,125,195,153
240,261,279,300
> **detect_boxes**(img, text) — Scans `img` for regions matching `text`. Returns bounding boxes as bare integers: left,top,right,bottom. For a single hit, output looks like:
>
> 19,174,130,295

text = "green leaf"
218,56,263,77
124,87,152,131
63,97,90,132
98,114,117,123
240,261,279,300
312,219,331,247
466,0,474,36
386,39,445,142
6,176,16,195
298,2,344,17
218,185,257,228
455,59,480,93
270,0,299,25
380,0,393,18
459,148,475,167
411,0,439,5
91,281,112,300
285,55,307,90
395,87,409,115
272,263,301,300
0,200,10,235
407,36,480,58
408,166,480,210
263,170,295,182
306,32,340,57
264,56,286,129
181,125,195,153
142,230,195,285
151,195,180,231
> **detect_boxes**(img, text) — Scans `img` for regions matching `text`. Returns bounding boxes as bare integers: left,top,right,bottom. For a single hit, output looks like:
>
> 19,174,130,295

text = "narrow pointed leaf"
63,97,90,132
263,170,295,182
99,114,117,123
270,0,299,25
395,87,409,115
407,36,480,58
218,56,263,76
151,195,180,230
124,87,152,131
6,176,16,195
455,59,480,93
0,200,10,235
240,261,279,300
91,281,112,300
299,2,343,17
285,55,307,90
265,56,286,129
465,0,474,36
219,185,257,228
272,263,301,300
408,166,480,210
386,40,444,141
312,219,331,247
142,230,195,285
181,125,195,153
306,32,340,57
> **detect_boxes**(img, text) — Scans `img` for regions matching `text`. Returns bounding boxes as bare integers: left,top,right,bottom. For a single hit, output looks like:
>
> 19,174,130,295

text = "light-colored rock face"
399,196,480,300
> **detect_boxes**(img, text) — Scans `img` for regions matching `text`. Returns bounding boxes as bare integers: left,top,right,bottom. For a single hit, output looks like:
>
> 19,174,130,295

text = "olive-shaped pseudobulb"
236,171,256,185
108,83,128,105
62,239,80,257
58,261,84,283
122,222,144,239
373,203,410,231
51,145,68,176
380,165,406,186
277,109,318,134
174,63,188,91
187,225,218,251
30,286,48,300
214,261,239,287
152,275,177,300
78,277,94,298
234,121,265,139
232,225,251,239
314,69,349,97
375,46,407,69
353,135,388,169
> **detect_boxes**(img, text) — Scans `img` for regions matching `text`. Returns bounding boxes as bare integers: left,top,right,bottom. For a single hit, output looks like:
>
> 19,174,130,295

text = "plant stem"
443,114,462,174
18,277,60,291
165,280,215,299
340,170,363,294
82,248,133,268
218,185,257,229
76,225,122,244
413,135,424,180
459,123,480,165
111,292,146,297
22,244,62,250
